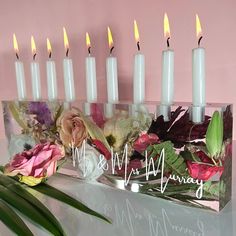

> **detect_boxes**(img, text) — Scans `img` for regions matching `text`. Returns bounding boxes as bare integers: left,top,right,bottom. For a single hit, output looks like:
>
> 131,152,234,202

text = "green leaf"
206,111,223,157
0,165,3,173
33,183,111,224
73,107,110,149
0,174,65,235
150,141,189,177
0,184,64,236
0,199,34,236
180,150,201,162
203,181,222,199
8,102,28,130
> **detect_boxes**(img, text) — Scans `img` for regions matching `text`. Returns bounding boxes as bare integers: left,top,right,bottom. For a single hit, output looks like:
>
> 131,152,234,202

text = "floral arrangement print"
3,101,233,213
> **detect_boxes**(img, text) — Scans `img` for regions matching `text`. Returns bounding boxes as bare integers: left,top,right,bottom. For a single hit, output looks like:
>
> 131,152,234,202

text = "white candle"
46,38,57,101
161,50,174,105
85,33,97,102
13,34,26,100
106,27,119,103
159,14,174,121
192,15,205,123
63,27,75,102
133,20,145,104
30,36,41,101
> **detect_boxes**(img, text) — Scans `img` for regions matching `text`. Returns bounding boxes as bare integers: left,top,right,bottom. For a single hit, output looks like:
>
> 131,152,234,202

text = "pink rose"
4,143,65,180
133,133,160,153
187,151,224,181
57,110,88,148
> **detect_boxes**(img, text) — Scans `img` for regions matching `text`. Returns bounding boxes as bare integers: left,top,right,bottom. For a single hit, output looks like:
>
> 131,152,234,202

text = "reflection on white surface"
0,139,235,236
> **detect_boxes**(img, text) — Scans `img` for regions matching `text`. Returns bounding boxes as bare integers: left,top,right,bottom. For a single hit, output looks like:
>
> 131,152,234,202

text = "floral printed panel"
2,101,232,211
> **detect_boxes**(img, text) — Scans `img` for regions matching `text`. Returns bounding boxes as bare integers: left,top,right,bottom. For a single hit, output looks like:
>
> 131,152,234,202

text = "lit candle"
106,27,119,103
30,36,41,101
161,13,174,105
133,20,145,104
63,27,75,102
85,32,97,102
159,13,174,121
13,34,26,100
46,38,57,101
192,14,205,123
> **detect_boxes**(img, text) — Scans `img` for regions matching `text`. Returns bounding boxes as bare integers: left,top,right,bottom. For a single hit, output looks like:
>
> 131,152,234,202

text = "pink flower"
187,151,224,181
91,104,106,128
133,133,160,153
57,110,88,148
4,143,65,181
92,139,111,160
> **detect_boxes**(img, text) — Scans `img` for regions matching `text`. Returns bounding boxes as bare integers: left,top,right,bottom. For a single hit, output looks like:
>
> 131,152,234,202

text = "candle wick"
198,36,203,47
167,37,170,48
16,53,19,60
137,41,140,51
88,46,91,55
33,53,36,60
66,48,69,57
110,46,114,55
49,52,52,59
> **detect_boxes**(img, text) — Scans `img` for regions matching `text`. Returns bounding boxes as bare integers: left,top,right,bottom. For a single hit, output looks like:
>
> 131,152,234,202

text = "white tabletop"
0,139,235,236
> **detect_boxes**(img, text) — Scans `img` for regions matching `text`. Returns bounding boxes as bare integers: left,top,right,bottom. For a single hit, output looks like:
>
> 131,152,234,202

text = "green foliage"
206,111,223,158
0,173,110,235
0,200,33,236
147,141,188,177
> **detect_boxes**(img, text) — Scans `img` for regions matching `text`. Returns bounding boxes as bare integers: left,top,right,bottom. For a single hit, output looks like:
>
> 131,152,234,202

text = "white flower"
74,143,105,182
103,111,133,152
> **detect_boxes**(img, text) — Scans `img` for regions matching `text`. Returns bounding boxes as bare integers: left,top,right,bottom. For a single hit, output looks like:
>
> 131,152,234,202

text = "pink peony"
4,143,65,181
187,151,224,181
133,133,160,153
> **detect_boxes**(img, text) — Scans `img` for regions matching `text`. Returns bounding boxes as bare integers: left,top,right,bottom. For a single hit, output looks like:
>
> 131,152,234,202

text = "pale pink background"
0,0,235,138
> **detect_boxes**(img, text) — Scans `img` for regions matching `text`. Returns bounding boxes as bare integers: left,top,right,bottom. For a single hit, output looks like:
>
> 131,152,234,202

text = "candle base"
2,100,232,212
191,106,205,124
158,104,171,122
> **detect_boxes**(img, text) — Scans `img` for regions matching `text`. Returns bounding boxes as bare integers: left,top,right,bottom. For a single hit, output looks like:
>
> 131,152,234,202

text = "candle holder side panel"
1,100,233,212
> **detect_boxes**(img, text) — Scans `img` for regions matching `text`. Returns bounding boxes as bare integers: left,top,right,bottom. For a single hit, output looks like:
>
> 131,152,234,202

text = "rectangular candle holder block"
2,100,233,212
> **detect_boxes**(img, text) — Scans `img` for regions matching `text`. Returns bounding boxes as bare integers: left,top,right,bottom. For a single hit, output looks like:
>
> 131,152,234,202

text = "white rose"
75,143,105,182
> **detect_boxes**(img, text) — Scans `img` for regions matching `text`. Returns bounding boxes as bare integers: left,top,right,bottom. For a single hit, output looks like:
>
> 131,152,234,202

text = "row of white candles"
14,14,205,123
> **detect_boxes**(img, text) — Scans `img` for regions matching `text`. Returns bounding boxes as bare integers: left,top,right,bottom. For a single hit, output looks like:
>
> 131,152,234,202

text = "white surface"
161,49,174,105
106,56,119,103
15,61,26,101
86,56,97,103
192,47,205,123
46,60,57,101
133,53,145,104
31,62,41,101
0,139,235,236
63,58,75,102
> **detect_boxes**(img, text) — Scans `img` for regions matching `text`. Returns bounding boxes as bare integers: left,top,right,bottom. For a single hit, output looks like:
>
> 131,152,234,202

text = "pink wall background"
0,0,235,138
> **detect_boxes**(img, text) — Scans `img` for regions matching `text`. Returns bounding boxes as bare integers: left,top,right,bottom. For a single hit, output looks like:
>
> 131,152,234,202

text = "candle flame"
196,14,202,38
107,27,114,49
63,27,69,51
134,20,140,42
164,13,171,38
13,33,19,53
47,38,52,58
86,32,91,48
31,36,36,56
